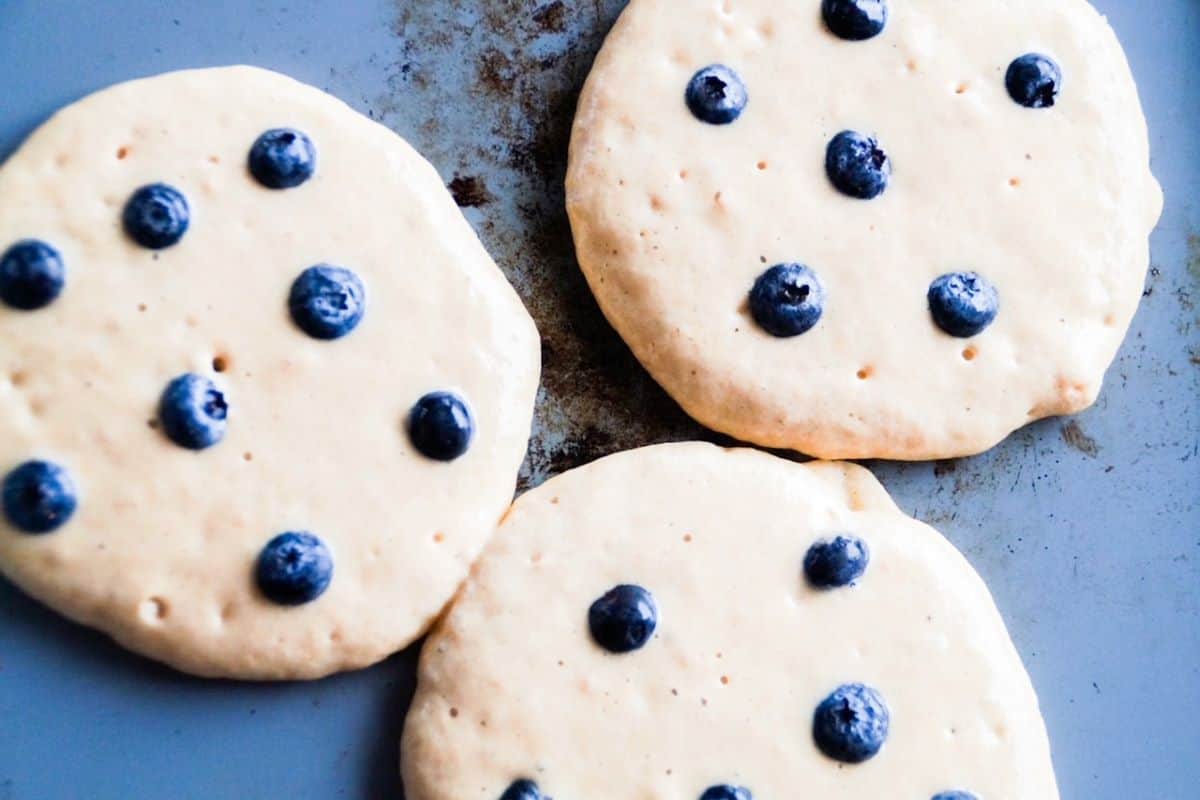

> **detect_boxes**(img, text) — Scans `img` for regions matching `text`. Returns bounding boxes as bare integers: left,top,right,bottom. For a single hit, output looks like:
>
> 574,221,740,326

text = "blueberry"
804,535,870,588
749,263,825,338
499,780,546,800
825,131,890,200
1006,53,1062,109
255,531,334,606
932,793,979,800
407,391,475,461
0,240,65,311
158,374,228,450
812,683,890,763
249,128,318,189
2,460,78,534
288,265,366,340
928,271,999,338
686,65,748,126
122,183,190,249
588,584,658,653
822,0,888,41
700,785,752,800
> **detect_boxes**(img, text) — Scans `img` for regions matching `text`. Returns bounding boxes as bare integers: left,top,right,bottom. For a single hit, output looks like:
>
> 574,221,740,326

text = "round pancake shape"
402,443,1059,799
0,66,540,679
566,0,1162,459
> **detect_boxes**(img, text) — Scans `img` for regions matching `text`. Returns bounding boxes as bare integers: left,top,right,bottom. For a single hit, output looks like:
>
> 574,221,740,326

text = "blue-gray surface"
0,1,1196,798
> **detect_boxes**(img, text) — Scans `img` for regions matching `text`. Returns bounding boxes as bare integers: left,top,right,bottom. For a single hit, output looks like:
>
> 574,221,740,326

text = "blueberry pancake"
0,66,539,679
566,0,1162,460
402,443,1059,799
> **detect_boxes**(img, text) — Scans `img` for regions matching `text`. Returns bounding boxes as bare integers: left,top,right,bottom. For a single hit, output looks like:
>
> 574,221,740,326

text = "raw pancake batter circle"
0,67,539,679
566,0,1162,460
402,443,1059,799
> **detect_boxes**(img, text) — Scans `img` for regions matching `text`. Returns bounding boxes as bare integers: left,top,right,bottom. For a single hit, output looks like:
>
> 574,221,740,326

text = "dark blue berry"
255,531,334,606
408,392,475,461
812,683,890,763
804,535,870,588
2,460,77,534
749,263,825,338
0,240,65,311
932,793,978,800
158,374,228,450
822,0,888,41
588,584,658,653
826,131,890,199
1006,53,1061,109
122,183,190,249
249,128,318,189
288,265,366,340
686,65,748,126
499,779,546,800
928,271,999,338
700,785,752,800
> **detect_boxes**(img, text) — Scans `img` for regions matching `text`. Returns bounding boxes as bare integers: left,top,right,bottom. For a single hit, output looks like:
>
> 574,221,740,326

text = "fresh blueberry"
812,683,890,763
0,240,65,311
2,460,78,534
588,584,658,653
1006,53,1062,109
249,128,318,189
499,779,546,800
686,65,748,126
932,793,979,800
408,391,475,462
825,130,890,199
288,265,366,340
158,374,228,450
122,183,190,249
822,0,888,41
749,263,825,338
700,785,752,800
255,531,334,606
928,271,999,338
804,535,870,588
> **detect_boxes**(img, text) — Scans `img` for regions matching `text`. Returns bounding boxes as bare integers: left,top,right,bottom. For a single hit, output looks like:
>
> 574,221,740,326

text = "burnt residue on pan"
382,0,715,490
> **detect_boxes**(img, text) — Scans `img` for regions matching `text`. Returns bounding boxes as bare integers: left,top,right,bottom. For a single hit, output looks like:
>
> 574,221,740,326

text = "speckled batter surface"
567,0,1162,460
0,66,540,679
402,443,1059,799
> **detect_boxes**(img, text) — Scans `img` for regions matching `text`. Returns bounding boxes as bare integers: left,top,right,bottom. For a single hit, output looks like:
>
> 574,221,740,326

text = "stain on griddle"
447,174,494,207
1060,420,1100,458
385,0,711,490
1188,234,1200,283
932,459,959,479
534,1,569,33
1143,265,1162,297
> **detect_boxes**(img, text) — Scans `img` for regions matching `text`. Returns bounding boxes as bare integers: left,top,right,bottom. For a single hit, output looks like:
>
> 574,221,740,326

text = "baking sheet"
0,1,1196,797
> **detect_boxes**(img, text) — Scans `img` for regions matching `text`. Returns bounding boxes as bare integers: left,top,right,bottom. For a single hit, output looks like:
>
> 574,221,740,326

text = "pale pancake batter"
567,0,1162,460
0,67,540,679
402,443,1059,799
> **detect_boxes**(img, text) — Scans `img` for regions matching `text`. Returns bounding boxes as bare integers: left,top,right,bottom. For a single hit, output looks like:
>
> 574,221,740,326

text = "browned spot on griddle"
477,48,516,95
448,174,494,207
533,1,568,32
1188,233,1200,283
1060,420,1099,458
933,460,958,478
